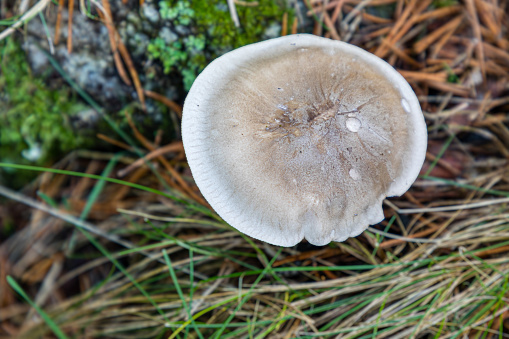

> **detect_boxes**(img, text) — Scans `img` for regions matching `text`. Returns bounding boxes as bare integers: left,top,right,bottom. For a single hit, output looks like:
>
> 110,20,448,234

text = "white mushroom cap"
182,34,427,247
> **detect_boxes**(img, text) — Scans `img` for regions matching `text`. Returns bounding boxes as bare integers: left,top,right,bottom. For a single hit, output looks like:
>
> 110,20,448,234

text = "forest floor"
1,0,509,338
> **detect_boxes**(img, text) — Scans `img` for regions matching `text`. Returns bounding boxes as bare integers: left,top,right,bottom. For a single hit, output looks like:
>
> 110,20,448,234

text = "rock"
159,27,178,44
23,2,179,115
142,4,160,24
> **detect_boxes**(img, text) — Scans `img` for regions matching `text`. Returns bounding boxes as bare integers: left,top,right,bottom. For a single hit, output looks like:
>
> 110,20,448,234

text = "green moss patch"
147,0,287,90
0,39,91,187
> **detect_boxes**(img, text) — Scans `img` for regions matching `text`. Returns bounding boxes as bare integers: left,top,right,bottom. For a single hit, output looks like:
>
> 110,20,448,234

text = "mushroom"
182,34,427,247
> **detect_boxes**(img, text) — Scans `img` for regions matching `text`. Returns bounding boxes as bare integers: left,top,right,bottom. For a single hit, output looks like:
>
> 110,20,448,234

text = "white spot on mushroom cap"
349,168,361,180
182,34,427,247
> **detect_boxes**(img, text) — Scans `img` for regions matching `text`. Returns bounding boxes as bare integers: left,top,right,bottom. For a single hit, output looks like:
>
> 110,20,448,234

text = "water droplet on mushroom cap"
346,117,361,132
401,98,411,113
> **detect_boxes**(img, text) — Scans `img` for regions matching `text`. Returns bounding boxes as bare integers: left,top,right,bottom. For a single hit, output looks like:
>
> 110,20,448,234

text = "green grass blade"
162,250,204,339
423,131,455,177
0,162,216,218
76,228,170,322
7,276,69,339
212,248,282,338
67,153,122,253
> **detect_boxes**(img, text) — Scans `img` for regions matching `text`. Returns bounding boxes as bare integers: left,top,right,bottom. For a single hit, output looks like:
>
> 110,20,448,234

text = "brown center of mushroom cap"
202,46,410,245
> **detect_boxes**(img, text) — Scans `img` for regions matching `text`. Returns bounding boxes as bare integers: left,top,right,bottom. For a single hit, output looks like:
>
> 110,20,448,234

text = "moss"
432,0,459,8
147,0,288,90
0,39,91,188
192,0,284,50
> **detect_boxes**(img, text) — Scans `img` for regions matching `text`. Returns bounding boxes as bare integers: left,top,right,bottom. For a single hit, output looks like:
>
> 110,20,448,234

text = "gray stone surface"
24,2,179,116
